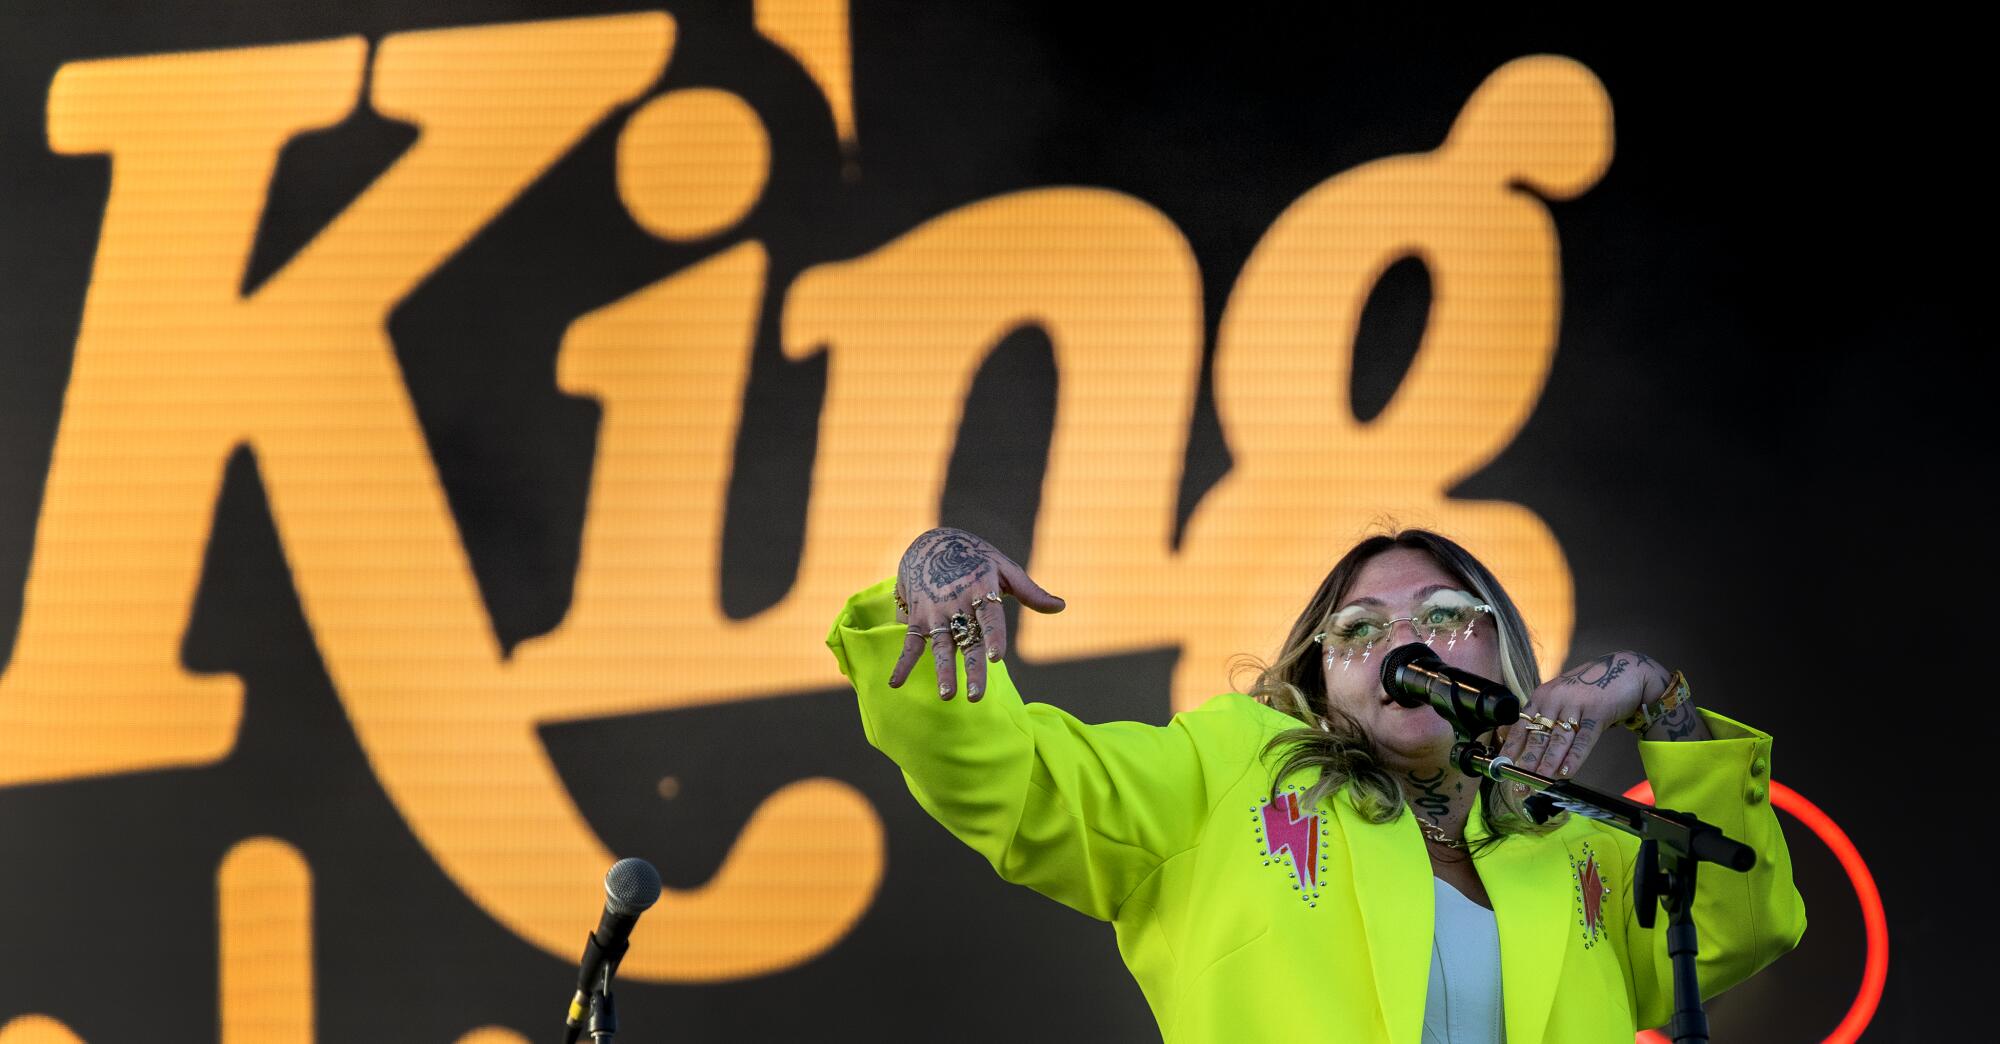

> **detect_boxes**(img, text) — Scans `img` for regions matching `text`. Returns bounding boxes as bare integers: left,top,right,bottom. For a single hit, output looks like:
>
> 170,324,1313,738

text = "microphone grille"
1379,641,1438,683
1378,642,1444,708
604,857,663,916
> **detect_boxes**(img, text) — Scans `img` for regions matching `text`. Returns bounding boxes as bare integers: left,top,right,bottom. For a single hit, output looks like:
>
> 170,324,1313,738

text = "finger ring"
927,626,952,642
948,612,982,649
1557,717,1578,731
893,590,909,614
1529,713,1559,731
976,591,1003,606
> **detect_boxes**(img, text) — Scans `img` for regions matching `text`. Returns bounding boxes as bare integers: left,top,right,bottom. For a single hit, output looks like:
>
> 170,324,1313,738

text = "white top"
1422,876,1506,1044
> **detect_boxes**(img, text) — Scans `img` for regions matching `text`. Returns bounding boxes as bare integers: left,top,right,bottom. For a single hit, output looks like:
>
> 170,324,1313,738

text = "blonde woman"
827,527,1804,1042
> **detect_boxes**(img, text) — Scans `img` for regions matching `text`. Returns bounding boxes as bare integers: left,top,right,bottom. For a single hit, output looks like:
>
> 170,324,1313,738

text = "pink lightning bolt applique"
1261,792,1319,892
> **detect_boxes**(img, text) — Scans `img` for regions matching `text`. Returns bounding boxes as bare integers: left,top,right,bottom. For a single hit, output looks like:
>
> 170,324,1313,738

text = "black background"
0,2,1977,1040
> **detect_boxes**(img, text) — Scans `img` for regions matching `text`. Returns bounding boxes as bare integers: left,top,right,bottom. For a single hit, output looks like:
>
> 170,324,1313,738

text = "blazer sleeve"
1624,709,1809,1028
826,578,1265,921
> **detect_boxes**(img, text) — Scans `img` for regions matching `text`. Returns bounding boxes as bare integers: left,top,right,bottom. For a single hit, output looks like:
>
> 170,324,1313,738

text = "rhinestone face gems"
1320,591,1493,667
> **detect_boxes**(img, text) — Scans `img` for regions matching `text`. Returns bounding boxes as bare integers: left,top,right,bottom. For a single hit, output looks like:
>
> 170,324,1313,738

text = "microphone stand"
1445,736,1754,1044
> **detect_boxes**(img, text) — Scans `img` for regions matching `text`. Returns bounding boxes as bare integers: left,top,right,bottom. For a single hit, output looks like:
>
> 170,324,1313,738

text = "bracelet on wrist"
1622,670,1692,733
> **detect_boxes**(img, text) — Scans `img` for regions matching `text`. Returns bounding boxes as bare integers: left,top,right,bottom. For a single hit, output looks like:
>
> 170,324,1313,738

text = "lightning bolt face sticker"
1255,789,1324,906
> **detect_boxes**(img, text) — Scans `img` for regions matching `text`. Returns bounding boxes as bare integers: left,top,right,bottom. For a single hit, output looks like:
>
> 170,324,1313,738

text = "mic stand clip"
586,962,619,1043
562,932,628,1044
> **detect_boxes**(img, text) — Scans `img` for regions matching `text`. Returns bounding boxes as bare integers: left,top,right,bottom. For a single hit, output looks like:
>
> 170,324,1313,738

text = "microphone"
1379,643,1520,736
563,857,662,1044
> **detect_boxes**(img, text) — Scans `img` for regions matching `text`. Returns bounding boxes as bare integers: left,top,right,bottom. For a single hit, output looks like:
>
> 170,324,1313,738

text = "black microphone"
563,857,662,1044
1380,643,1521,736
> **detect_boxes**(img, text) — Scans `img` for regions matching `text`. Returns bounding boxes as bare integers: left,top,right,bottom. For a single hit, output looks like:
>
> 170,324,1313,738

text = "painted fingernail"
940,682,952,697
968,686,982,701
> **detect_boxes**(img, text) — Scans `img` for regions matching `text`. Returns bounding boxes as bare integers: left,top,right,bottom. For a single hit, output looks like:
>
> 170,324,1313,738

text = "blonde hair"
1246,530,1549,842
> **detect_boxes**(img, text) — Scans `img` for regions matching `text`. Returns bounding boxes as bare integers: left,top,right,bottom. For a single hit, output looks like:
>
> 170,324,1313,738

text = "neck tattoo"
1405,768,1457,822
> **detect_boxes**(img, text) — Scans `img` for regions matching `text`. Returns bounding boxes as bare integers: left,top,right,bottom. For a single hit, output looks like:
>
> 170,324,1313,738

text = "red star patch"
1576,850,1610,945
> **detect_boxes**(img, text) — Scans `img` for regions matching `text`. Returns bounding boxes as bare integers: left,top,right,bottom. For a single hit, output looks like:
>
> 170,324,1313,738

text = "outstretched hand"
889,527,1065,700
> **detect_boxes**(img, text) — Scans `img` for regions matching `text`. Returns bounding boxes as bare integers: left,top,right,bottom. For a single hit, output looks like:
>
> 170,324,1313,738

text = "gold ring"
947,612,982,649
1557,717,1579,732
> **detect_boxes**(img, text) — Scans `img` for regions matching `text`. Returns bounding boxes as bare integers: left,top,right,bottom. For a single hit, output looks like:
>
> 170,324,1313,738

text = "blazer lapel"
1469,791,1575,1044
1337,798,1433,1044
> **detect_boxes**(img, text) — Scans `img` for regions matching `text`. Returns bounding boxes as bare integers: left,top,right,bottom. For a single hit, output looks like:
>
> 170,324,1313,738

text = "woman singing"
825,527,1804,1042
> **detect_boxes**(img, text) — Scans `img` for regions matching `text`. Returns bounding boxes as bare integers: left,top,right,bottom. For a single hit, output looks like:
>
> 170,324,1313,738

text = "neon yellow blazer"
828,579,1806,1043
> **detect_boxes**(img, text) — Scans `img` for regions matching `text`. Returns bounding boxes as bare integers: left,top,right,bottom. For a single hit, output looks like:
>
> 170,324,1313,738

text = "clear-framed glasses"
1312,589,1494,669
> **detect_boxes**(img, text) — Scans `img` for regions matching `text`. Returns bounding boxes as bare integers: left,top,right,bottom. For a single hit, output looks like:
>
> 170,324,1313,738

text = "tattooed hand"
890,528,1065,701
1493,650,1672,780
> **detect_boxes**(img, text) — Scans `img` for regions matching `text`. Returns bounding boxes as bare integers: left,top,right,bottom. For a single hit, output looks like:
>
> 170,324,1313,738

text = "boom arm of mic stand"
1450,741,1755,871
1449,738,1748,1044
